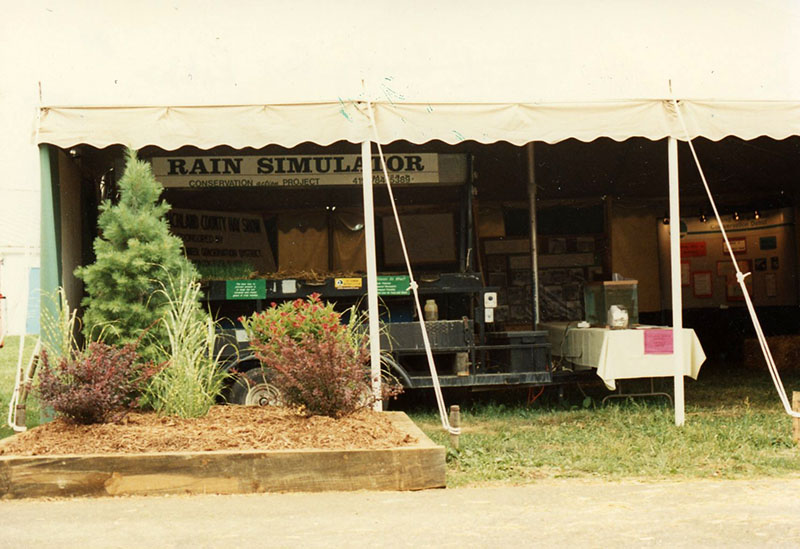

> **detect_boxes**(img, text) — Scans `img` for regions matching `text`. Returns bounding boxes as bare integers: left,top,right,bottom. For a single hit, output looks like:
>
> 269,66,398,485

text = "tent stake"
449,405,461,449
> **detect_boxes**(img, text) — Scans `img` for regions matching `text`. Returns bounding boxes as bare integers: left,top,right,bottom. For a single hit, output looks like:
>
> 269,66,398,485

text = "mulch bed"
0,406,417,456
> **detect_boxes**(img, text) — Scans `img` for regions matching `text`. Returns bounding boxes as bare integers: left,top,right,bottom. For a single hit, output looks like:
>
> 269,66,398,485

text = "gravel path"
3,478,800,548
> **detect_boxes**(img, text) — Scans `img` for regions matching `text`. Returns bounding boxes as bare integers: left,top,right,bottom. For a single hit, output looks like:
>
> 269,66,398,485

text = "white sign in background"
151,154,440,189
166,209,276,272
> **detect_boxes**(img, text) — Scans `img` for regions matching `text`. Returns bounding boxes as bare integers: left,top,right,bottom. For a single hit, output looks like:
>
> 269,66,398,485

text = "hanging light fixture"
754,210,760,220
662,211,669,225
699,212,707,223
733,211,740,221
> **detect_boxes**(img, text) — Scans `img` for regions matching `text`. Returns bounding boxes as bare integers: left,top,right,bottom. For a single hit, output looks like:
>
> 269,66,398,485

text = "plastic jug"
424,299,439,321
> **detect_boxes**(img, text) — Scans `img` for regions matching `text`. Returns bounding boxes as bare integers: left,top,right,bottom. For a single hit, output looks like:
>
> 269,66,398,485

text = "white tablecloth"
541,322,607,369
540,321,706,390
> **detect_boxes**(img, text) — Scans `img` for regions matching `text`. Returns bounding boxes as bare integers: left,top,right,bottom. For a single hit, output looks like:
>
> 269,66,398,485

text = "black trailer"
208,271,561,404
154,149,567,404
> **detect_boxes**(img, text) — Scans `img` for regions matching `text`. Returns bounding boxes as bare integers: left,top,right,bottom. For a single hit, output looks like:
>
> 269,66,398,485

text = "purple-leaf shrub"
253,332,371,418
242,294,401,417
37,342,156,424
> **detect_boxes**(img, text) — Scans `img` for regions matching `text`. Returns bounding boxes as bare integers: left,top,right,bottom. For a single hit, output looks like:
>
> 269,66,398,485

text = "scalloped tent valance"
36,100,800,150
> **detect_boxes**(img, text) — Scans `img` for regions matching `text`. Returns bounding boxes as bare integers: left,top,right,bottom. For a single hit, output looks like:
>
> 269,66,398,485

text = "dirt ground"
0,405,415,455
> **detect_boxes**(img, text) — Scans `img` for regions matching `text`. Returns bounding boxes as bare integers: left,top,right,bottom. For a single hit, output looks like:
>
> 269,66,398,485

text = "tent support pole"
668,137,685,426
526,143,540,327
361,140,382,411
40,145,61,346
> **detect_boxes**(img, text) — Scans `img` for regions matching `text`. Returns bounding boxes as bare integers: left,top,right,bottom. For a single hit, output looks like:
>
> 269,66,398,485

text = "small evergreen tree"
76,148,198,362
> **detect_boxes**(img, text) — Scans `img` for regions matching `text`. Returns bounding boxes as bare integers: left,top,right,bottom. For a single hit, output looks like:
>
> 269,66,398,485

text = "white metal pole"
668,137,685,426
8,247,31,430
361,140,382,411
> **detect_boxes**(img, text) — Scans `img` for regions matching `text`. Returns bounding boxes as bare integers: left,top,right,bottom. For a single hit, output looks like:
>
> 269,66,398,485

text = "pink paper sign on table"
644,329,674,354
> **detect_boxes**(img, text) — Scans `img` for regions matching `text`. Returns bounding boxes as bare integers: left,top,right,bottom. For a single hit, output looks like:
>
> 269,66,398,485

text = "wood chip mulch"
0,406,417,456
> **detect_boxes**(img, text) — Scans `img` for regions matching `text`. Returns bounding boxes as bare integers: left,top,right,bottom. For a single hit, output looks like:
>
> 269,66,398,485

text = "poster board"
167,208,276,273
657,208,796,308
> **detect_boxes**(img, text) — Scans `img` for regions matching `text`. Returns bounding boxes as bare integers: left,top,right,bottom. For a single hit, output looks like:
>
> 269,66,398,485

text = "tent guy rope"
364,99,461,436
672,99,800,419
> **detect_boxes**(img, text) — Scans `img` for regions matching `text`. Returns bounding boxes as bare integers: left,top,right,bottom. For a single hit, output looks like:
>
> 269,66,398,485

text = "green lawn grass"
0,336,41,438
408,368,800,486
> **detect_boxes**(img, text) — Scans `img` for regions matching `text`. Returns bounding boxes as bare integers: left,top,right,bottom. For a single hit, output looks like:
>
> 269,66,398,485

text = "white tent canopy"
26,1,800,148
18,0,800,426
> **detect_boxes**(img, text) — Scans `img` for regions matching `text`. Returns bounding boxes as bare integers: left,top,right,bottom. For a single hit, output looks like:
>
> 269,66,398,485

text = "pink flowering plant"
241,294,350,353
239,293,400,417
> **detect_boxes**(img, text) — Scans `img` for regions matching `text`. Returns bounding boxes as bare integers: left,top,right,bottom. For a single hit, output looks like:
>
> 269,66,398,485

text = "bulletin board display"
657,208,797,309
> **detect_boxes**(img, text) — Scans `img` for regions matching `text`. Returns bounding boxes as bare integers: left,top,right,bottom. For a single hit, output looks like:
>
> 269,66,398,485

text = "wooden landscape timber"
0,412,445,499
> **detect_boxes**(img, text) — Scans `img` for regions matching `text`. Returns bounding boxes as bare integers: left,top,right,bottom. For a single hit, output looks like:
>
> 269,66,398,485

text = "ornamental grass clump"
40,287,81,363
37,342,156,424
143,273,230,418
241,294,399,418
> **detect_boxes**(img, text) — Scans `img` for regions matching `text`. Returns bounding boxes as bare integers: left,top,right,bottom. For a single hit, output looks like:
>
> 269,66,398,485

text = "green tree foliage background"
75,149,198,361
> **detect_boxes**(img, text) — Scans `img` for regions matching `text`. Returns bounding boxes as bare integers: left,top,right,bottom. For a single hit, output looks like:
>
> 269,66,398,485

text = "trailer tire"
228,368,284,407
